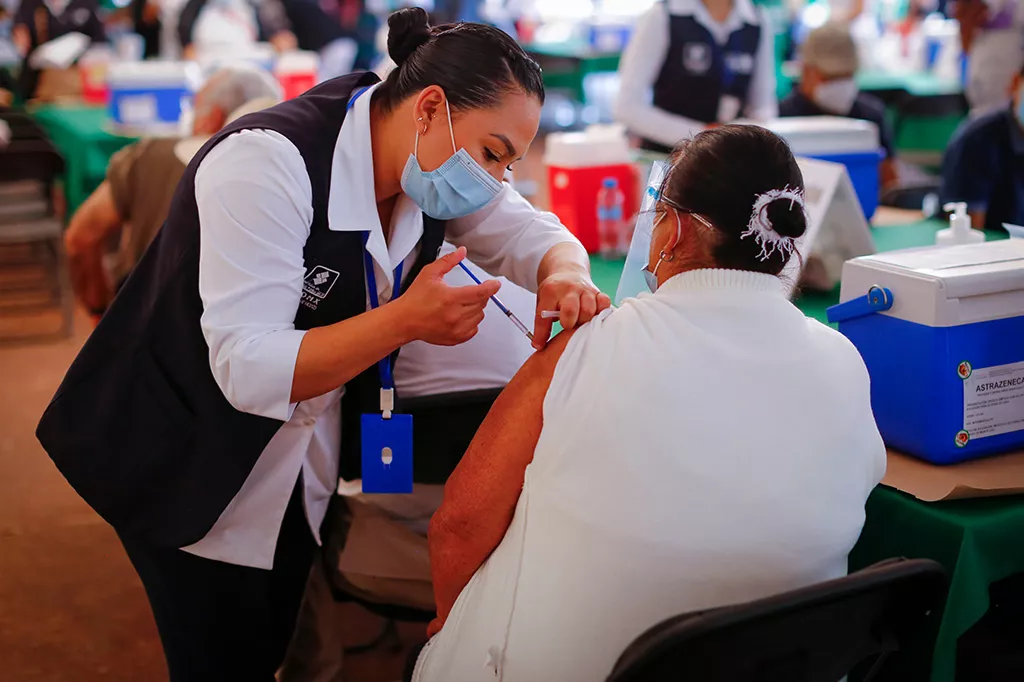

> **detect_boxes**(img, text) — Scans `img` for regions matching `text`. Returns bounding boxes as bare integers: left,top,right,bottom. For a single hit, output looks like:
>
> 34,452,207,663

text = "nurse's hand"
398,247,501,346
533,271,611,350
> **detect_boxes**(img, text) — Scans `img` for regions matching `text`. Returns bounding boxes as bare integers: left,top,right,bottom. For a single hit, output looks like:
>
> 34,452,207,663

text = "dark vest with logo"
36,72,448,548
644,3,762,152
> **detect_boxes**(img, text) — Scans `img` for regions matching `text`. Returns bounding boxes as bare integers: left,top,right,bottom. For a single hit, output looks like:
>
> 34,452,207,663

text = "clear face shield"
615,161,669,305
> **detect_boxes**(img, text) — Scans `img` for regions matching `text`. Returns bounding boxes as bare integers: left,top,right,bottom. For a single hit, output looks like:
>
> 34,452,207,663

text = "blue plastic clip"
826,285,894,323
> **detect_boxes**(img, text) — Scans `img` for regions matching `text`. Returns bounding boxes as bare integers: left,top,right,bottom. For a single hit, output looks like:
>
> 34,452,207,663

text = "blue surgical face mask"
400,99,503,220
642,210,681,292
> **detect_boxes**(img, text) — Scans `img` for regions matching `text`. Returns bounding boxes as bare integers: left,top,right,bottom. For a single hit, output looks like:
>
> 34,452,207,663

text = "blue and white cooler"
758,116,884,221
108,61,202,136
828,240,1024,464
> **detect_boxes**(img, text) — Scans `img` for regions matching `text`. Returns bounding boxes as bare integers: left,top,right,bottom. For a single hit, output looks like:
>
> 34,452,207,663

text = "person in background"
64,65,283,321
941,63,1024,230
177,0,297,58
278,243,535,682
614,0,777,153
130,0,163,57
11,0,106,99
283,0,379,78
953,0,1024,116
413,125,885,682
780,22,898,191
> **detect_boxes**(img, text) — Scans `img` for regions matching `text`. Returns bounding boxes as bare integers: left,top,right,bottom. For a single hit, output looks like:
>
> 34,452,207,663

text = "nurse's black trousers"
119,485,315,682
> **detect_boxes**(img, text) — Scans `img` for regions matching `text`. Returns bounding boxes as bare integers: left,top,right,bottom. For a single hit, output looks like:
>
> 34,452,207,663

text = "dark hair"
659,125,807,277
374,7,545,114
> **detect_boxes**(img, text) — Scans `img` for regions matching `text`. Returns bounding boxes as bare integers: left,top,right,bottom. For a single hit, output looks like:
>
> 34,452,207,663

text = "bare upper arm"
64,182,122,256
434,329,577,533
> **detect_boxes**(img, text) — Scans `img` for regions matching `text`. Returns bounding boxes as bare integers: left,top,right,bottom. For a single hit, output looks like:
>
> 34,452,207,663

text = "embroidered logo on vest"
301,265,340,311
725,52,755,75
683,42,712,74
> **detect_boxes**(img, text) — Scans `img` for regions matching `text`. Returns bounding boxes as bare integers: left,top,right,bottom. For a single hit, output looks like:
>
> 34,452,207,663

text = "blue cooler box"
760,116,883,220
108,61,201,135
830,241,1024,464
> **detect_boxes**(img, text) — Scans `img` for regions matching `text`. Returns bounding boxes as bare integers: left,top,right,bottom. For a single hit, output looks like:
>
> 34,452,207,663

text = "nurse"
614,0,778,153
37,8,608,681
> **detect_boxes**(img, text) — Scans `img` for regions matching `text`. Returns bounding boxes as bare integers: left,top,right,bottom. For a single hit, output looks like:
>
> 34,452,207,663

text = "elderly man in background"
63,64,282,320
780,22,898,191
953,0,1024,117
941,63,1024,230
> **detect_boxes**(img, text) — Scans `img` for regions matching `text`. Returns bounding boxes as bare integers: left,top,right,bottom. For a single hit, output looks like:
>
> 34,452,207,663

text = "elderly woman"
412,125,887,682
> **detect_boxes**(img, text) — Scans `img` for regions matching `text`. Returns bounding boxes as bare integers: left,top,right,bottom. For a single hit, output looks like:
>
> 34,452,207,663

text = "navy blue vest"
36,72,446,547
645,4,762,152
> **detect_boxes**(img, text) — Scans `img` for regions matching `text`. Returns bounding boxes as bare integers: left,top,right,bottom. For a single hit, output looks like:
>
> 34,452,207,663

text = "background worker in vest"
37,8,609,682
11,0,106,99
614,0,778,153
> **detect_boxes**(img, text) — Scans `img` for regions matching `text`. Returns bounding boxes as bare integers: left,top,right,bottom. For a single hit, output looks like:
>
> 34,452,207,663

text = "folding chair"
0,134,70,341
607,557,948,682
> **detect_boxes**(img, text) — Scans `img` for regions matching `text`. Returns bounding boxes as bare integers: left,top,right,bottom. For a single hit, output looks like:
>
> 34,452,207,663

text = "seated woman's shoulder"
803,316,871,370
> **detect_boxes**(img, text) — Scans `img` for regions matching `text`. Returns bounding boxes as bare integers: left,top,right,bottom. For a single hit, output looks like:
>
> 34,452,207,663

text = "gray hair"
801,22,860,77
196,65,283,120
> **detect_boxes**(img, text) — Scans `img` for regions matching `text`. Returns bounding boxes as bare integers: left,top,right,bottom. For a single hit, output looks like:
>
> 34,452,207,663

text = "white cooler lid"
108,61,202,89
751,116,880,155
543,124,632,168
840,240,1024,326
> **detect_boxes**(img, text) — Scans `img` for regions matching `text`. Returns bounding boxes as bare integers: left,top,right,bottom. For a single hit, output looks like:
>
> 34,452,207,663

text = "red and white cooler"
276,51,319,100
544,125,639,254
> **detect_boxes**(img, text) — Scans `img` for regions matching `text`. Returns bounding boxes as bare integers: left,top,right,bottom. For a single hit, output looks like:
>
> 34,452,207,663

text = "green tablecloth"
857,70,963,98
524,41,621,103
29,104,138,217
590,220,1016,681
850,487,1024,682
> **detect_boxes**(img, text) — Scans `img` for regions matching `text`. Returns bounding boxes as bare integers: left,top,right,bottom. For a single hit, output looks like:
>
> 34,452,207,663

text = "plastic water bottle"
597,177,624,258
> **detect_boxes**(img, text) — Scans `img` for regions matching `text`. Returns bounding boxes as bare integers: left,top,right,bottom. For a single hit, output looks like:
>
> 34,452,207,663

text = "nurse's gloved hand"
398,246,501,346
533,271,611,349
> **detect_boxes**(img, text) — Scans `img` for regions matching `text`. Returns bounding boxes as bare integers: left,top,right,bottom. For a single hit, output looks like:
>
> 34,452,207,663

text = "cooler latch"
826,285,894,323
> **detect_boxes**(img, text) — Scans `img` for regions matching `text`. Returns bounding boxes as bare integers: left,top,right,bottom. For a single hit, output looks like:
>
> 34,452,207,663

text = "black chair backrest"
0,111,51,141
897,93,968,119
0,140,65,185
607,558,948,682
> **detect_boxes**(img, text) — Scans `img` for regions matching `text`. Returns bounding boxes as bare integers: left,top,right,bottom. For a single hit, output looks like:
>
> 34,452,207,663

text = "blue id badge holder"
360,234,414,494
361,389,413,494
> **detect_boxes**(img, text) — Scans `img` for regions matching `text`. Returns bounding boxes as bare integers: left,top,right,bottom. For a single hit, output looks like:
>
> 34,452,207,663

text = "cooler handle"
826,285,894,323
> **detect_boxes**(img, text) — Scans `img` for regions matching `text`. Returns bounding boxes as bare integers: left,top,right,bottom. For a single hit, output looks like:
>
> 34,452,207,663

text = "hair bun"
387,8,432,66
764,196,808,240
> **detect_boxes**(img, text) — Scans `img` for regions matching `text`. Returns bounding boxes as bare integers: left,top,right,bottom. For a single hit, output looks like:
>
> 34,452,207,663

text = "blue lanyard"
349,86,400,389
362,232,404,390
347,86,371,111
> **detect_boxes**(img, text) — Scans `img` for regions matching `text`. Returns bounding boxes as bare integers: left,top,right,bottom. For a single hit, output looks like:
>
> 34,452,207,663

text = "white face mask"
811,77,859,115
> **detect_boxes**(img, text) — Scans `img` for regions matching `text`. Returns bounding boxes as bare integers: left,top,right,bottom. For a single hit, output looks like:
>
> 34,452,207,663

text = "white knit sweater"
414,268,887,682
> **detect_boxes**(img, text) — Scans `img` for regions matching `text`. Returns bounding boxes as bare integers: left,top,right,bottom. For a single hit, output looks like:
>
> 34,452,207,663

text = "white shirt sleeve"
743,10,779,120
195,129,314,422
445,184,584,293
613,3,707,148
